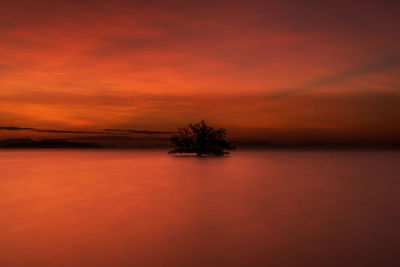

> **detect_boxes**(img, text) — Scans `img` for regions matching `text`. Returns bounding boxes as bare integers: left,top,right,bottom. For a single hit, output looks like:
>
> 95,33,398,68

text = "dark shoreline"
1,138,399,151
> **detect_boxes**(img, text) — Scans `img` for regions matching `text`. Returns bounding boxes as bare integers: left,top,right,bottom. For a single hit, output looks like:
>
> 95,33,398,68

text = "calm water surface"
0,150,399,266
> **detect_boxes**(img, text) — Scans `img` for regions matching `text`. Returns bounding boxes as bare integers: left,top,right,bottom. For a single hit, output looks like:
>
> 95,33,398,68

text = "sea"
0,150,399,266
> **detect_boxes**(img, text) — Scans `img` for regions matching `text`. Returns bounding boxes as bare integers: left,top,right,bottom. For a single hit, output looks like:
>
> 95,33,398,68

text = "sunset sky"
1,0,400,144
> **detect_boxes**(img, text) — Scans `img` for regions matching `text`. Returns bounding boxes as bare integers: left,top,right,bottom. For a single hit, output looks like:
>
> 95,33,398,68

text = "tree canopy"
169,121,235,156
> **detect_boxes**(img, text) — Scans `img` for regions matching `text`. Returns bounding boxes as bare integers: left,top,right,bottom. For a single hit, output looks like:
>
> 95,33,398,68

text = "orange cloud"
1,0,400,143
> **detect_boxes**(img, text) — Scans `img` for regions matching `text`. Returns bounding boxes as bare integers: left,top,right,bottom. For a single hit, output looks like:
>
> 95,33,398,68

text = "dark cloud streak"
0,126,174,135
0,126,107,134
104,129,176,134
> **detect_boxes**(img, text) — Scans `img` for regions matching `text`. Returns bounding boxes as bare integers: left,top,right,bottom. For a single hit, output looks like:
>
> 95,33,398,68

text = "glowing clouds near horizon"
0,0,400,142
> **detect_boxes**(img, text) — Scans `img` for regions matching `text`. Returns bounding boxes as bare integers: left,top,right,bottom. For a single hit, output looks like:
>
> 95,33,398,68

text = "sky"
1,0,400,144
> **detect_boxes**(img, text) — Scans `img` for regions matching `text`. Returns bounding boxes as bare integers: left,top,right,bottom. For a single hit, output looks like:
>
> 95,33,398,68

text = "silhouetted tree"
169,121,235,156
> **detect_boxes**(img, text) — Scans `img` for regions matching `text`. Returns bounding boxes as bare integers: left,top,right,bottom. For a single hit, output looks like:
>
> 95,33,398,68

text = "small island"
168,121,235,156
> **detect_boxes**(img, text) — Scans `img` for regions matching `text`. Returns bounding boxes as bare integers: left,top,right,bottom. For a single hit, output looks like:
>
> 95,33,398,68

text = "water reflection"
0,150,399,266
